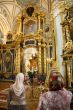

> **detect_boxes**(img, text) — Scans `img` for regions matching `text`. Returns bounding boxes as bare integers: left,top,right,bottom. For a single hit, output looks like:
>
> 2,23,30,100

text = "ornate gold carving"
38,41,42,74
44,46,47,74
63,40,73,54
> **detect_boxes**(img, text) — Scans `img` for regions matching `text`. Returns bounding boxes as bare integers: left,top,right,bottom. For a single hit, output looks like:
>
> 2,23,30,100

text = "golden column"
38,15,41,30
37,14,42,74
15,49,18,73
43,17,45,31
43,43,47,74
67,62,71,87
38,41,42,74
62,62,66,85
17,18,22,33
17,19,20,34
17,18,22,34
16,45,21,73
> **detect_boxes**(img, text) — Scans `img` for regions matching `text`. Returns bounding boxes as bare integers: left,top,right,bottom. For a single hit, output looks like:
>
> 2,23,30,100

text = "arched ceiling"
0,0,50,34
0,0,21,34
16,0,49,11
0,0,50,43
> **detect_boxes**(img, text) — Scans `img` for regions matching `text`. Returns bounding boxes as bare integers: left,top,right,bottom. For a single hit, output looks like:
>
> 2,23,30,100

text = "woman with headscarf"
37,70,72,110
7,73,27,110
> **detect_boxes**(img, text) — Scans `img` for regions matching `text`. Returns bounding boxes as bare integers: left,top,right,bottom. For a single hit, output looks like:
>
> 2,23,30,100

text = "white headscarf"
12,73,24,96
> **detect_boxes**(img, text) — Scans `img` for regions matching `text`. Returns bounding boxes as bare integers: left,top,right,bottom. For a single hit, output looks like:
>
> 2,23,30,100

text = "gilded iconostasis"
0,0,73,88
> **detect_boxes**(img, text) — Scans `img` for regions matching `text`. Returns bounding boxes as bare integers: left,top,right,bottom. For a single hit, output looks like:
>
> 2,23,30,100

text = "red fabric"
51,75,58,81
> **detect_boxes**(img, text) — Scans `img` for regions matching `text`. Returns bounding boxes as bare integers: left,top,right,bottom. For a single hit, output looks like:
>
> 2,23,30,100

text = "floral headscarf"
49,70,64,91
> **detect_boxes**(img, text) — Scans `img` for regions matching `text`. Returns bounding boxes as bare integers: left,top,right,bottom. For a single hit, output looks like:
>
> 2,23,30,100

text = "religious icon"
4,52,12,73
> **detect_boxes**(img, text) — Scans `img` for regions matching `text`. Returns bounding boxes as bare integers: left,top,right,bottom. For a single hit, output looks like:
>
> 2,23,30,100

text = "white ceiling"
0,0,21,33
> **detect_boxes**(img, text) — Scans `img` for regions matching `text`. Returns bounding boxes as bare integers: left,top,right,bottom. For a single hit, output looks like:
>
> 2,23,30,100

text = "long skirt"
8,104,26,110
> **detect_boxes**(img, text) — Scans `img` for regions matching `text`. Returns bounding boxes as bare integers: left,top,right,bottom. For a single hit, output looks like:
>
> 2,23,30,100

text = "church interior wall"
0,0,73,89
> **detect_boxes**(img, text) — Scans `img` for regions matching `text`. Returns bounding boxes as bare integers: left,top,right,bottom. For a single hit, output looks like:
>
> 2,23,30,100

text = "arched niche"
24,47,38,73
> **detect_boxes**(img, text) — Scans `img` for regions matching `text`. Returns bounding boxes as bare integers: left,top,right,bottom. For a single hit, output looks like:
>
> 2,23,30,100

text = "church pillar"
16,49,18,73
21,15,25,33
43,18,44,30
17,20,19,34
67,62,71,87
16,45,20,73
53,11,63,75
38,15,41,30
38,41,42,74
62,62,66,86
18,19,22,33
43,44,47,74
43,17,45,31
51,0,73,76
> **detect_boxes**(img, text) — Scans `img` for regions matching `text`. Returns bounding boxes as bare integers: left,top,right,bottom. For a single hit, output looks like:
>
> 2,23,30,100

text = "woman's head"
15,72,24,84
13,73,24,96
49,70,64,91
